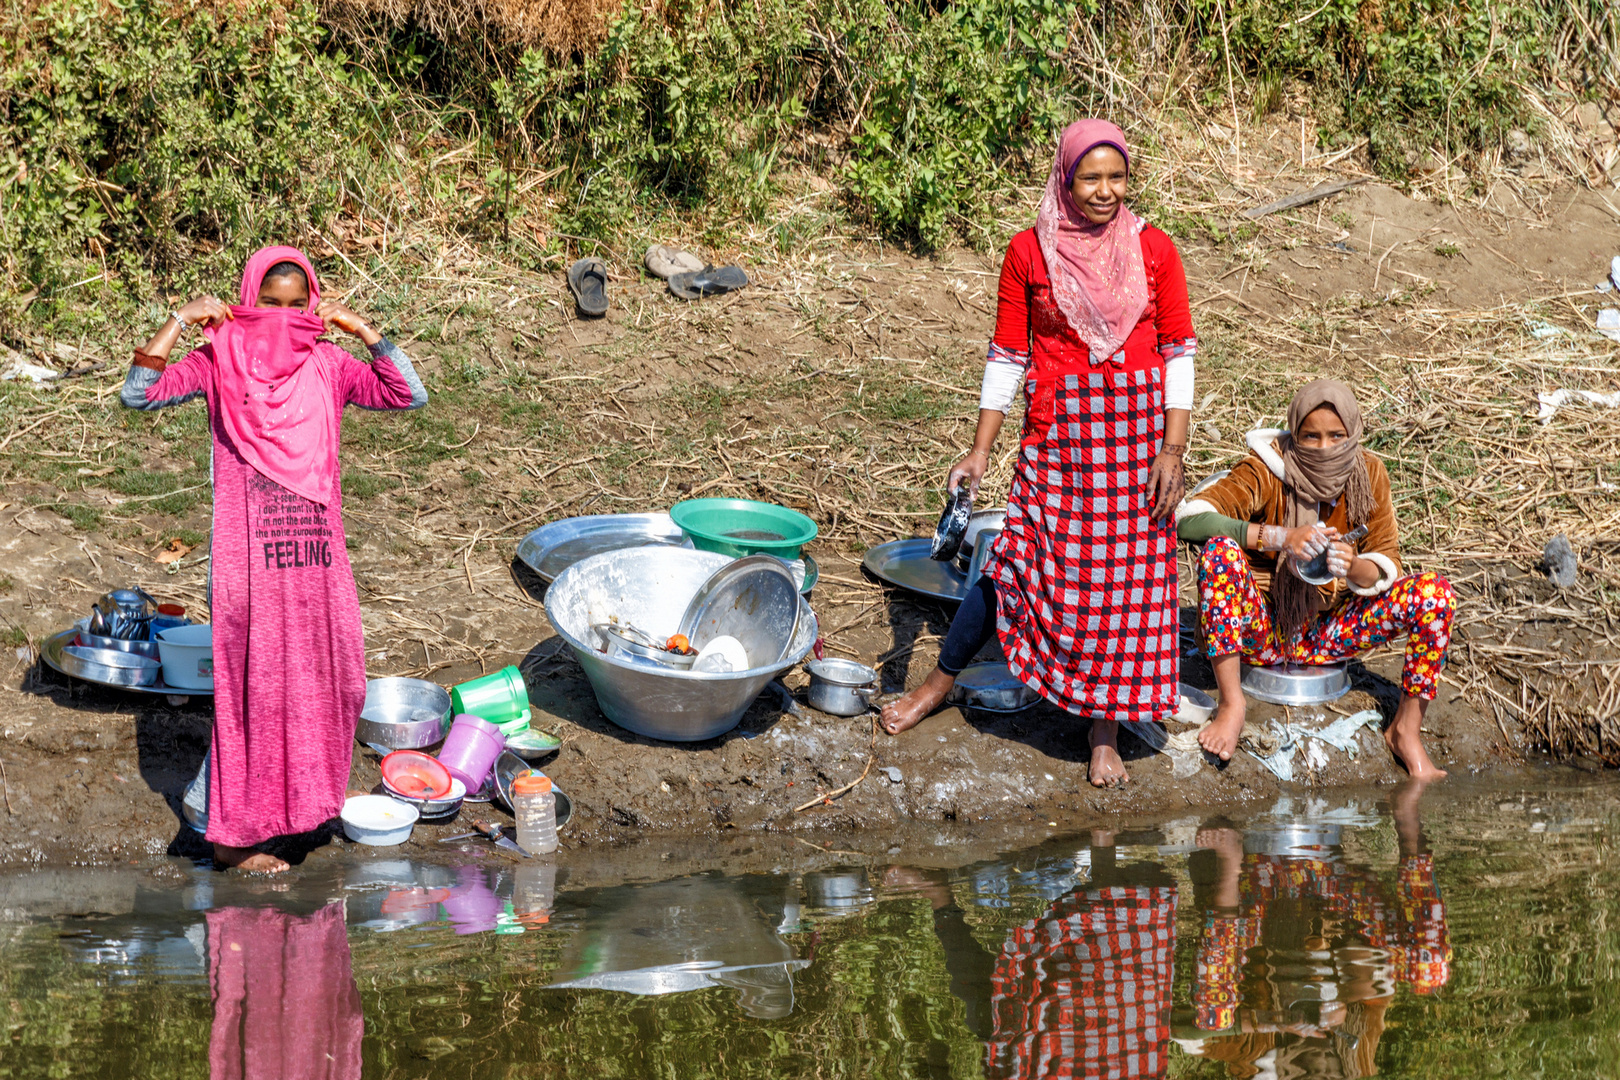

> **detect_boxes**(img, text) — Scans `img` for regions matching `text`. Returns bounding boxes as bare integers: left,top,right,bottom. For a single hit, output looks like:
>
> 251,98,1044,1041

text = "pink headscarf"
204,246,337,507
1034,120,1150,364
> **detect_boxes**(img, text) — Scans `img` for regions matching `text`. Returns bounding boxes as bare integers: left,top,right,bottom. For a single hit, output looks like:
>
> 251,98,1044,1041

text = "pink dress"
146,342,415,847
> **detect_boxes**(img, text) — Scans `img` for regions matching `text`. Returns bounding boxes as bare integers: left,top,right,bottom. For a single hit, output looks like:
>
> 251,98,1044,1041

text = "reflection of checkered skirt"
988,886,1177,1080
989,366,1178,722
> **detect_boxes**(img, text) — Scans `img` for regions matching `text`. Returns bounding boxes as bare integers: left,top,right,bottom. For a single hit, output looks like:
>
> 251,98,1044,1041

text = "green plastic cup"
450,665,530,729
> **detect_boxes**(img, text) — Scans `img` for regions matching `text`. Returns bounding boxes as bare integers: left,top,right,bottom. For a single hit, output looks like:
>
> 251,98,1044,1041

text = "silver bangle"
171,311,187,330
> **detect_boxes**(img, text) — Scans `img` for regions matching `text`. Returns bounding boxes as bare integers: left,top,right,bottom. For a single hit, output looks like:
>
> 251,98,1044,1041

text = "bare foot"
881,668,956,735
213,843,289,874
1385,695,1447,779
1198,697,1245,761
1088,719,1129,788
1385,719,1448,779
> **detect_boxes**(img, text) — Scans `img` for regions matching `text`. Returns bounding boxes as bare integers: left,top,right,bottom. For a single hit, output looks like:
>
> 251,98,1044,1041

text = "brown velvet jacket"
1185,435,1401,612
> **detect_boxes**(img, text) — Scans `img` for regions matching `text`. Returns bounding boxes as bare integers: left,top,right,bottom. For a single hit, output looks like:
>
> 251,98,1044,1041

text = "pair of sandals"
644,245,749,300
566,247,749,318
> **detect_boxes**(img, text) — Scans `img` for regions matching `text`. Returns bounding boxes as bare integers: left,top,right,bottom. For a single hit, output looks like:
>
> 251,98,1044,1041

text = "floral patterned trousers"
1198,536,1455,700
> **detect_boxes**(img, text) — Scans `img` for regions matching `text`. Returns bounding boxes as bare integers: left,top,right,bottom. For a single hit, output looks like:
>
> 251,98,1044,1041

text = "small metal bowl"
593,623,698,670
60,646,161,687
357,678,453,750
1240,663,1351,706
381,776,466,823
947,661,1039,713
74,632,161,660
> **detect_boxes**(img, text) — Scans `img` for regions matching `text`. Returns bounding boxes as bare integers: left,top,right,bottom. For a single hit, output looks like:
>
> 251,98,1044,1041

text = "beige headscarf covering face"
1272,379,1375,639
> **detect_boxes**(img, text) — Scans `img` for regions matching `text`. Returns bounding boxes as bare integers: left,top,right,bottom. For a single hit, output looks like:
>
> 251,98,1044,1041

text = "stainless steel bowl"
1239,663,1351,706
356,678,453,750
947,661,1038,712
546,547,818,742
676,554,800,668
60,645,161,687
74,632,161,660
592,623,697,670
955,508,1007,571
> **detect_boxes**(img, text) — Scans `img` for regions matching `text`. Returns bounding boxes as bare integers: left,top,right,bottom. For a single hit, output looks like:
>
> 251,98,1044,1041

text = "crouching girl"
1176,379,1453,779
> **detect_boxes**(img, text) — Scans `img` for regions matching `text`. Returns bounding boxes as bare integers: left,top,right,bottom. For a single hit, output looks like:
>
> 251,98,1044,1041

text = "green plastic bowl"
669,498,818,559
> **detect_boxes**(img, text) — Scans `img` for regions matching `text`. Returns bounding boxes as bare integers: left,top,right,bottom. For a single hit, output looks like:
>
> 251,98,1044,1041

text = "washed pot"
804,658,879,716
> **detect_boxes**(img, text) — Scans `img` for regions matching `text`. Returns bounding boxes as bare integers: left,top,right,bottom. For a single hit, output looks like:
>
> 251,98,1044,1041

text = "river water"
2,774,1617,1078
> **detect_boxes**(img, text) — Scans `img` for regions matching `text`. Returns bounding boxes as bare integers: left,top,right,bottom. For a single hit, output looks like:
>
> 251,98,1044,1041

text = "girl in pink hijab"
882,121,1199,791
124,246,428,872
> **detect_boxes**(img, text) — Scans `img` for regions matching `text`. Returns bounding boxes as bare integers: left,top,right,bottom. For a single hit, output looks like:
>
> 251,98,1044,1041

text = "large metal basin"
546,547,818,742
1240,662,1350,706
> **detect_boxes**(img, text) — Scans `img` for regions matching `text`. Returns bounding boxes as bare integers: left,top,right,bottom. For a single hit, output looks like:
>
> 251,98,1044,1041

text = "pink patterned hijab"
204,246,337,507
1034,120,1150,364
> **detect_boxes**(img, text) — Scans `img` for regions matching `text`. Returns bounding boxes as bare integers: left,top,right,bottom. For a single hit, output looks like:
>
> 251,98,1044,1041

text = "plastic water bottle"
512,773,558,855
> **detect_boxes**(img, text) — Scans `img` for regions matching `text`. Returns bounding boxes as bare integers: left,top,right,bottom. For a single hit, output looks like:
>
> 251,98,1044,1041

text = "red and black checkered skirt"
988,886,1177,1080
987,365,1179,723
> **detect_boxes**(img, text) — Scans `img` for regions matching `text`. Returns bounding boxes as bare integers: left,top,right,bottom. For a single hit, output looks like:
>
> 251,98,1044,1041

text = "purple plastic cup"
436,713,505,792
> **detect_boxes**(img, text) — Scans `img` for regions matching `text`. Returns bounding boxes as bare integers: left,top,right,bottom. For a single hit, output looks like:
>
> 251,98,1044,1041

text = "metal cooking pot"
804,658,879,716
965,527,1001,587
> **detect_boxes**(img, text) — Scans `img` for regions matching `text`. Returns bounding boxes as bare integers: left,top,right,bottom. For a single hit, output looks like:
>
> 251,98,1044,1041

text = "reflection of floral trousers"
1198,536,1455,699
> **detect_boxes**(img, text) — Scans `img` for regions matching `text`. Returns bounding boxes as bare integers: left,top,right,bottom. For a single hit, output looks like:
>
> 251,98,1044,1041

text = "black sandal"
668,264,748,301
568,257,610,317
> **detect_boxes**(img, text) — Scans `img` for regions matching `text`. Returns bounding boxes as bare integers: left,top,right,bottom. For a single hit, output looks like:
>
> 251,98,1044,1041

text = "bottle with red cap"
512,773,558,855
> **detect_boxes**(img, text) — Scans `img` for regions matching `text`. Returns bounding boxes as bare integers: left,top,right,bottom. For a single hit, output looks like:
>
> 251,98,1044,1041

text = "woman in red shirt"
881,120,1197,789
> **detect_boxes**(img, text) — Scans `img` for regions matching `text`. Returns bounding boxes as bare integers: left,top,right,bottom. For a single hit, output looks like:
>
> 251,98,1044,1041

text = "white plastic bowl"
341,794,419,846
156,623,214,690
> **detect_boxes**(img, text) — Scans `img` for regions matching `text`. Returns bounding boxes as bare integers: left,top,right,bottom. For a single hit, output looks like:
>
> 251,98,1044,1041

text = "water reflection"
8,778,1587,1079
1179,782,1451,1078
206,902,362,1080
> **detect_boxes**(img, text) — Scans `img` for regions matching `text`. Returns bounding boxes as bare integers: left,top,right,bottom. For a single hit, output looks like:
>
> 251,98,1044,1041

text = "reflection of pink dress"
147,343,414,847
988,886,1177,1080
207,902,363,1080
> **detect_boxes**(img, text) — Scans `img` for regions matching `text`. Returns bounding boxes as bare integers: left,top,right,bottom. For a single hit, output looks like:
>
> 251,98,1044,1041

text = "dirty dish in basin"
380,750,454,800
692,634,748,673
61,645,161,687
670,498,817,560
677,554,800,667
947,661,1038,713
593,622,698,670
545,547,819,742
342,795,419,846
358,677,452,750
155,623,214,690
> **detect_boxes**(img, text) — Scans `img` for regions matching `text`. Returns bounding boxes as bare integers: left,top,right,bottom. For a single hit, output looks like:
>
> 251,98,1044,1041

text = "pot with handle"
804,658,880,716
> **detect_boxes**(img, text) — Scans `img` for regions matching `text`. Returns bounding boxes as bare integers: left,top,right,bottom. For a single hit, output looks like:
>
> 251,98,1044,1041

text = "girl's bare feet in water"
1088,718,1129,788
213,844,289,874
881,668,957,735
1198,698,1245,762
1385,695,1447,780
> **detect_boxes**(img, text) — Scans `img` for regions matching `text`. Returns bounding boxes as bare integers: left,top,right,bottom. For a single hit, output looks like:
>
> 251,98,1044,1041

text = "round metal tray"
862,538,970,604
947,661,1039,712
41,629,213,697
1239,662,1350,706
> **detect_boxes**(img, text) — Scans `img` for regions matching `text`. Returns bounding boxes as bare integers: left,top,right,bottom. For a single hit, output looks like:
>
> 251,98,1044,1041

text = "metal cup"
965,528,1001,587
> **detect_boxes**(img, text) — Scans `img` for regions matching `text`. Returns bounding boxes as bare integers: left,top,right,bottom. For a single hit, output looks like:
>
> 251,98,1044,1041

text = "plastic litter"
1598,309,1620,343
1536,388,1620,423
1,358,59,383
1243,710,1382,783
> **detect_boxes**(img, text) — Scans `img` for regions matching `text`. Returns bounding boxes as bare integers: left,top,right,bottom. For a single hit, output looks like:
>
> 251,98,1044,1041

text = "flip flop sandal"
644,244,703,281
667,264,749,301
567,257,610,317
